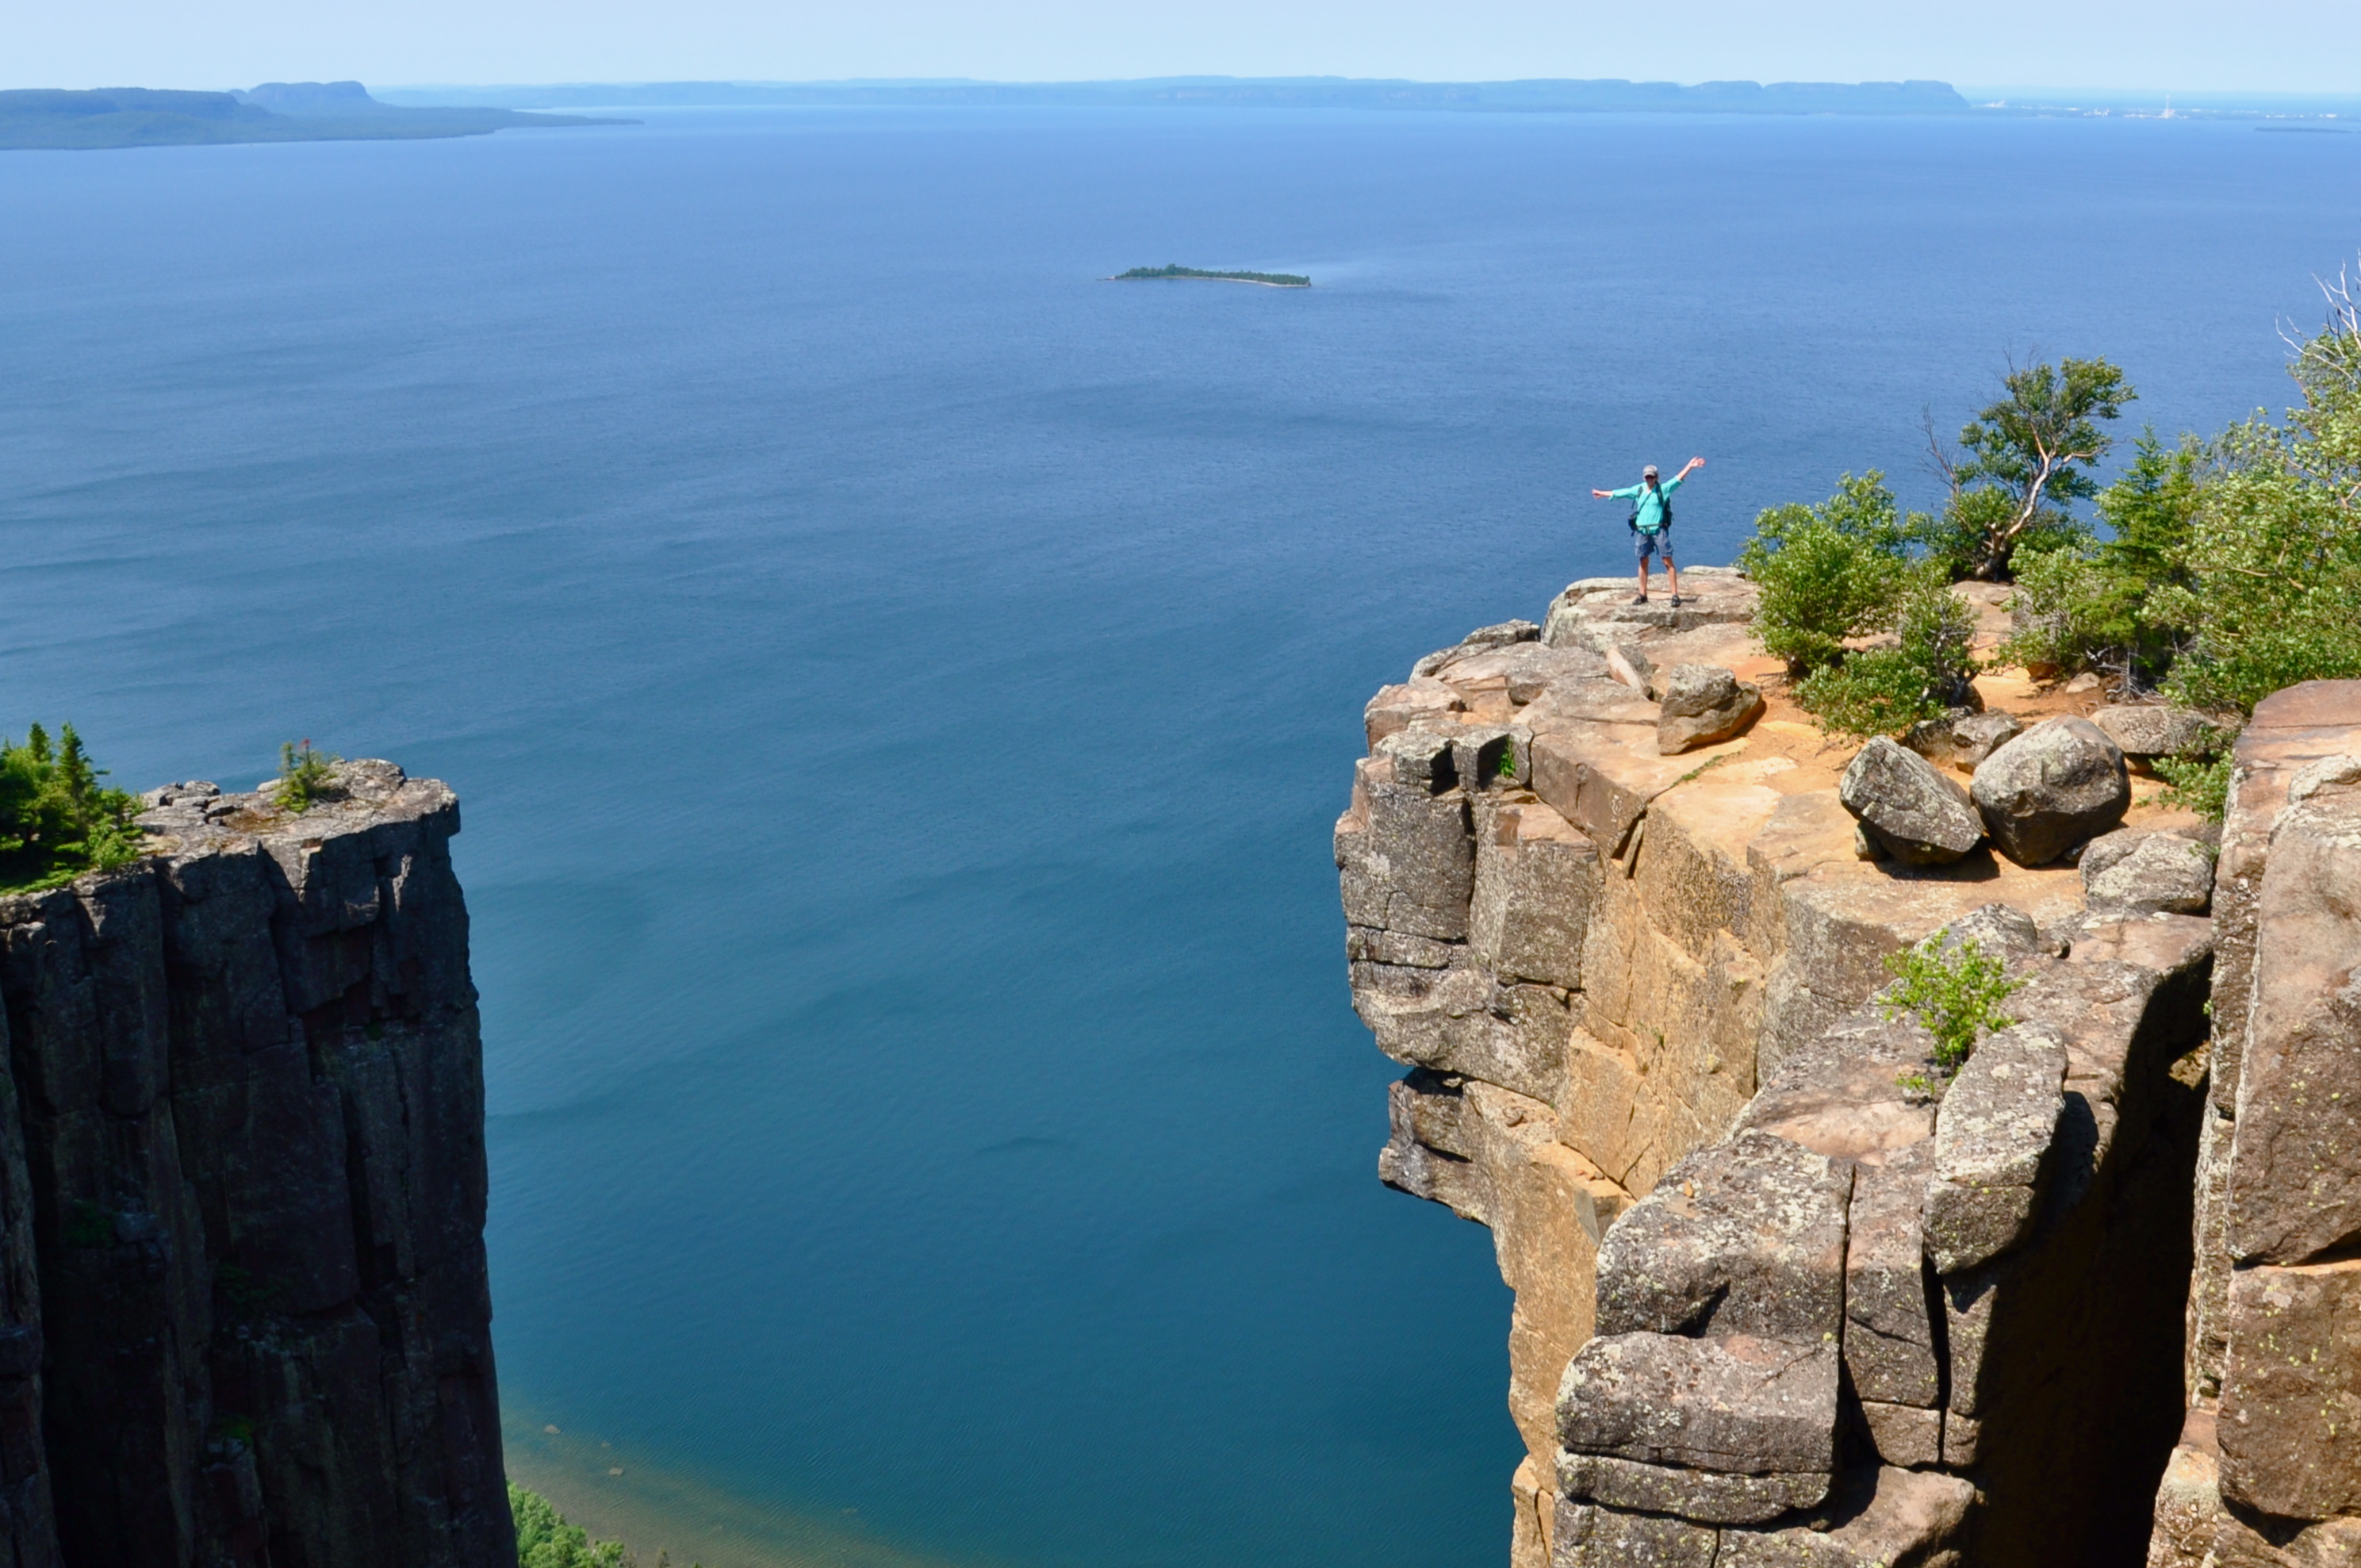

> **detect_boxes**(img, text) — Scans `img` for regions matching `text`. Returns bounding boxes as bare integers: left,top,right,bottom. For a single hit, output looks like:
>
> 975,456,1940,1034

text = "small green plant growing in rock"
0,723,144,894
2153,724,2236,823
1882,935,2022,1089
274,740,339,813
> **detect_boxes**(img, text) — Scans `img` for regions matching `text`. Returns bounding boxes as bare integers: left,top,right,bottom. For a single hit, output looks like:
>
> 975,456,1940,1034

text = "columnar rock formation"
0,761,509,1568
2149,681,2361,1568
1338,577,2286,1567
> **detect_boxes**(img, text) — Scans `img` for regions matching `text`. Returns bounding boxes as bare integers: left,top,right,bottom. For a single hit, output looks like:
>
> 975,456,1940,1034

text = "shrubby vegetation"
274,739,339,813
511,1483,698,1568
1883,936,2022,1098
1739,472,1976,736
0,723,144,894
1743,273,2361,775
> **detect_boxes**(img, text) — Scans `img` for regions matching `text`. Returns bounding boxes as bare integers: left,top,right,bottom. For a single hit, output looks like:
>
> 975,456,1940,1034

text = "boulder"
1558,1451,1831,1527
1922,1023,2068,1274
1558,1332,1842,1476
1657,665,1765,755
1604,640,1657,698
1969,717,2130,866
2088,703,2209,760
1903,709,2022,769
1837,738,1983,865
2079,830,2215,915
1594,1130,1852,1341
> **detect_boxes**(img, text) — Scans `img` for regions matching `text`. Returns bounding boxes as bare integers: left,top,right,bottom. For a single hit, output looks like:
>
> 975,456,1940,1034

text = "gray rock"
1843,1144,1941,1408
1558,1332,1843,1476
1969,717,2130,866
1374,729,1459,792
2079,830,2215,915
1932,902,2044,957
1838,738,1984,865
1657,665,1766,755
2088,703,2209,759
1558,1451,1831,1526
1922,1023,2068,1274
1335,757,1474,941
1856,1401,1943,1469
1412,619,1541,675
1550,1497,1719,1568
1469,801,1600,989
1851,822,1883,861
1712,1466,1978,1568
1594,1130,1852,1341
1605,640,1657,698
1903,709,2022,769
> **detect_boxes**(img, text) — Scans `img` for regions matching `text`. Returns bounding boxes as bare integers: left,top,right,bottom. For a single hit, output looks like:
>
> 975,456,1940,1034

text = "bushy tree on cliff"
1918,356,2137,581
1999,429,2205,685
2160,278,2361,713
1739,472,1977,736
0,723,143,893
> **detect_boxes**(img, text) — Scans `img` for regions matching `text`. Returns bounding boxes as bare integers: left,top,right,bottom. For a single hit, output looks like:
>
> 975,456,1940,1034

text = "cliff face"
1338,579,2304,1567
0,761,508,1568
2150,682,2361,1568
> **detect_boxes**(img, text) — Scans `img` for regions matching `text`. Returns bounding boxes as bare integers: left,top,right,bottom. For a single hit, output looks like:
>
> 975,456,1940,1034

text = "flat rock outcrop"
1340,575,2236,1568
0,761,509,1568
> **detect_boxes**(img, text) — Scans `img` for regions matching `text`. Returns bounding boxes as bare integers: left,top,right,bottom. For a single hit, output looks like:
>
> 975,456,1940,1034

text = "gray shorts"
1635,525,1673,565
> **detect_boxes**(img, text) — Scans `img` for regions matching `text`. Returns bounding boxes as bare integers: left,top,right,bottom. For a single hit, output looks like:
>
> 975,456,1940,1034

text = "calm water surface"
3,105,2358,1568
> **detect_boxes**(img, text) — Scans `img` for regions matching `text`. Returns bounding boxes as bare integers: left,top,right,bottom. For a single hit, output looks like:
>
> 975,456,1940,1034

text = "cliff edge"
1339,577,2355,1566
0,760,508,1568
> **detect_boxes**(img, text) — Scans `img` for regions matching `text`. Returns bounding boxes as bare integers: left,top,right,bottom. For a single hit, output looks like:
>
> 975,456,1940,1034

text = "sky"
13,0,2361,97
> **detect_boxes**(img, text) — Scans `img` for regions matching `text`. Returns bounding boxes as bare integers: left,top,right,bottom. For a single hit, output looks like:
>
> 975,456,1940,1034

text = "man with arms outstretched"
1594,457,1704,606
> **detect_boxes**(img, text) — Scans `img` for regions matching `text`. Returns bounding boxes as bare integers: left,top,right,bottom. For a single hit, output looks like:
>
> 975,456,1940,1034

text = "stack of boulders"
1845,712,2215,887
1552,899,2213,1566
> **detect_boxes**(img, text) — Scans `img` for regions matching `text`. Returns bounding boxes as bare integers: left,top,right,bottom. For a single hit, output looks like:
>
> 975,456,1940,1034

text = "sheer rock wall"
2148,681,2361,1568
0,761,509,1568
1342,581,2217,1567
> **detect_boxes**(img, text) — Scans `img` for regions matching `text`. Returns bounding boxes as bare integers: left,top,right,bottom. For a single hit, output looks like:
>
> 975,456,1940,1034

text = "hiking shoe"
1669,594,1684,608
1631,594,1649,605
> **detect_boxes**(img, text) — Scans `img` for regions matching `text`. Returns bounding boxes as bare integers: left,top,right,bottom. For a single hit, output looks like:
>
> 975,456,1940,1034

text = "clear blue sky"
17,0,2361,96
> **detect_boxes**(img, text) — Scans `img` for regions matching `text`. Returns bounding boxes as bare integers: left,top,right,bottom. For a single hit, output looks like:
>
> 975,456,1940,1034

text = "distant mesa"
1114,264,1312,288
0,81,629,151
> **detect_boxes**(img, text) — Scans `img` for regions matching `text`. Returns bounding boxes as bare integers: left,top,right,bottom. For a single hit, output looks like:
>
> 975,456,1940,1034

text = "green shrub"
274,740,339,814
2161,301,2361,714
1791,570,1978,737
509,1483,676,1568
1740,472,1916,677
1881,934,2022,1079
0,723,144,895
1995,431,2204,683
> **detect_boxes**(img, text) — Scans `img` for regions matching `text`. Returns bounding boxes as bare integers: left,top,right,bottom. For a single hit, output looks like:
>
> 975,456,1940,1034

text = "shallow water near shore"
2,104,2358,1567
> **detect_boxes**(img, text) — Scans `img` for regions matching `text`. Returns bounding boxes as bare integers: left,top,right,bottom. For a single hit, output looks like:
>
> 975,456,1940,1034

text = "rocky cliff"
0,761,509,1568
1340,577,2357,1567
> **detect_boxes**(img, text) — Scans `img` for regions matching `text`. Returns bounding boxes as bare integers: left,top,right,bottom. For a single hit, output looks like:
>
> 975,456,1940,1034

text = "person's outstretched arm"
1594,483,1642,500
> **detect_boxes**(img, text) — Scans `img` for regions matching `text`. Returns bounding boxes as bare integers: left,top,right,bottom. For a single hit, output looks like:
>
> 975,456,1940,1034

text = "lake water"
3,103,2357,1568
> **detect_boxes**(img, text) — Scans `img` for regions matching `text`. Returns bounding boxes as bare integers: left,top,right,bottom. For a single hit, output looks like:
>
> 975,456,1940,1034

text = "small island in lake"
1113,264,1311,287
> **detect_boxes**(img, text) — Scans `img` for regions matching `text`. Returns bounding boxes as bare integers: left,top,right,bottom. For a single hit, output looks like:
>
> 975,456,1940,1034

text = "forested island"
0,81,623,151
1114,264,1312,287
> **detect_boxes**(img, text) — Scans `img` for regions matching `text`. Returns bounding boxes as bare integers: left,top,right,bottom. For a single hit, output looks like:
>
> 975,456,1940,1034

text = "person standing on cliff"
1594,457,1704,606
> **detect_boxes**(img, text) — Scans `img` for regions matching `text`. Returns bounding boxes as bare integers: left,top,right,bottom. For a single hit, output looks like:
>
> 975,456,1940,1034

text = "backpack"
1627,485,1672,533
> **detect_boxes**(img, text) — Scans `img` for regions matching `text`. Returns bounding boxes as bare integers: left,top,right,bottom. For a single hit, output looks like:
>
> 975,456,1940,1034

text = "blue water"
3,105,2358,1568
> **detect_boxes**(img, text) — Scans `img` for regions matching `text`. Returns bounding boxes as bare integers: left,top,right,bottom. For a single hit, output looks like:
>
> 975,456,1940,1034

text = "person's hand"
1686,457,1705,471
1591,489,1612,498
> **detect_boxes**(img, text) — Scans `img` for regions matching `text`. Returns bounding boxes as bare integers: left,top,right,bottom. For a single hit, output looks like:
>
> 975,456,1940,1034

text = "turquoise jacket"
1608,474,1683,533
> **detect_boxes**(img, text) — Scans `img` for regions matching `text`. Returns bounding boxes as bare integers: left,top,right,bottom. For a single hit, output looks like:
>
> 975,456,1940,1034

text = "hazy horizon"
19,0,2361,100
